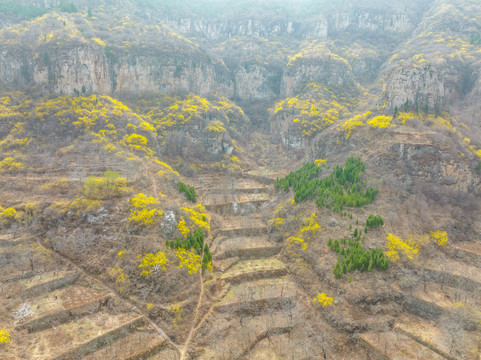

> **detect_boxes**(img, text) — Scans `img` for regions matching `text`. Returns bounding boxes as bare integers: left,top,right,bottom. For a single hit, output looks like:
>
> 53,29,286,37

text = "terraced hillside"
0,131,480,359
0,233,178,360
1,0,481,359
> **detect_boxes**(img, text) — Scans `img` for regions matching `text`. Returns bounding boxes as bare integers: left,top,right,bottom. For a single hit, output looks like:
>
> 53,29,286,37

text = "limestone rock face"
328,10,413,35
113,53,234,97
41,46,111,95
0,45,234,97
166,8,414,41
303,18,329,39
281,58,356,97
392,142,477,192
269,120,305,151
164,18,310,40
380,64,466,112
233,64,278,101
0,3,429,101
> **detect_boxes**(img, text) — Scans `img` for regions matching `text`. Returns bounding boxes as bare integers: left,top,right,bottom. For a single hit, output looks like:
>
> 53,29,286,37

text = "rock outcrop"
0,44,234,97
281,57,357,98
165,7,419,41
233,64,279,101
379,62,472,112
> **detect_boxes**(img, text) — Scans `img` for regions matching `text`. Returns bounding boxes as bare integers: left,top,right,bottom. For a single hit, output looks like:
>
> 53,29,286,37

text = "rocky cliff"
0,0,477,115
164,6,421,40
0,44,234,97
380,63,462,112
281,56,357,98
233,64,280,101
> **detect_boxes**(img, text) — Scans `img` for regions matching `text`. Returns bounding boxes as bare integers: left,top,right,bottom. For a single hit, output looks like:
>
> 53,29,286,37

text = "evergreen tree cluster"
165,228,212,270
274,162,322,193
328,235,389,279
275,157,378,213
177,181,197,202
366,215,384,228
58,2,78,13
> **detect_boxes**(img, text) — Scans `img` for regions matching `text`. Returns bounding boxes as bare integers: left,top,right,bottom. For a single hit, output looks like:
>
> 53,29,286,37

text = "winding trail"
179,227,211,360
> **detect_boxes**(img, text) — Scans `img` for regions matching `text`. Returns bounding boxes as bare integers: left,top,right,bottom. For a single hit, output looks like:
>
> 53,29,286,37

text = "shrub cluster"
177,181,197,202
275,157,378,212
83,170,127,200
128,193,162,228
166,228,212,271
328,235,389,279
0,206,17,223
366,215,384,228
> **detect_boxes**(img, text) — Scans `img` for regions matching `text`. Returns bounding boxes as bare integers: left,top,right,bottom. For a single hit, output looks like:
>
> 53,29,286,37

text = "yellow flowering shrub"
426,114,454,130
205,120,226,133
313,293,334,307
341,111,371,138
138,251,168,276
139,121,156,132
177,216,190,237
269,217,285,228
270,84,350,138
429,231,448,246
117,249,127,260
314,158,327,166
55,198,102,215
398,112,416,124
155,160,180,177
286,213,320,253
0,136,29,152
41,178,70,193
136,93,245,139
122,133,149,150
181,204,210,232
109,265,129,290
175,248,202,275
287,236,306,250
0,157,24,173
0,206,17,221
385,231,449,263
91,37,106,46
367,115,393,128
82,170,127,200
385,233,419,262
169,304,183,327
0,328,10,345
128,193,162,228
22,202,41,222
300,213,321,235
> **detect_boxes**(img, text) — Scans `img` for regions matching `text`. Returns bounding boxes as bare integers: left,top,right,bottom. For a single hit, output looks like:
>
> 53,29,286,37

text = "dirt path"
179,226,211,360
